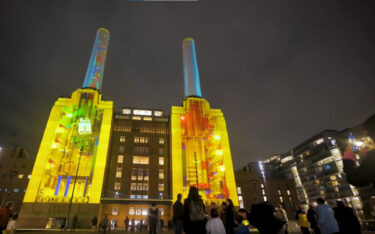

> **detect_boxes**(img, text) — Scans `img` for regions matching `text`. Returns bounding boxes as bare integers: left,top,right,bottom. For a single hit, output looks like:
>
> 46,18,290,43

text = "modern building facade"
235,162,299,219
100,107,171,229
0,144,33,212
171,38,238,206
264,127,374,219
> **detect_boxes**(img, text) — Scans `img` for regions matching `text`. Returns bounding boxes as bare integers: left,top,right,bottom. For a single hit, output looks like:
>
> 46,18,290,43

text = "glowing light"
78,118,92,135
180,115,185,120
214,134,221,140
66,113,73,118
220,166,225,172
51,143,57,149
216,150,223,156
354,141,364,147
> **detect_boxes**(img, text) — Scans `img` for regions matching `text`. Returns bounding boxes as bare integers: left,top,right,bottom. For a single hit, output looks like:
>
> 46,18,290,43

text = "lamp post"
65,144,83,230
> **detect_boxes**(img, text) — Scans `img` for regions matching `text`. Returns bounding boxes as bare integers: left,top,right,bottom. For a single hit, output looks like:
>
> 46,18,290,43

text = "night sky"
1,1,375,169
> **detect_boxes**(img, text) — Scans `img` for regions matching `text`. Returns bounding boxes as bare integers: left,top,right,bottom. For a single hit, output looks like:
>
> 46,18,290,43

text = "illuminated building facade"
100,108,171,229
171,38,238,206
19,28,113,228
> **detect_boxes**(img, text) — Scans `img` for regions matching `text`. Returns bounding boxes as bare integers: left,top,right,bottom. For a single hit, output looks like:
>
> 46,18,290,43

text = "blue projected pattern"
183,38,202,97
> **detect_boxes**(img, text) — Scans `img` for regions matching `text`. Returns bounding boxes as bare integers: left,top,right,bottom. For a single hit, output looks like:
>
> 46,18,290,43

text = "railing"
360,220,375,232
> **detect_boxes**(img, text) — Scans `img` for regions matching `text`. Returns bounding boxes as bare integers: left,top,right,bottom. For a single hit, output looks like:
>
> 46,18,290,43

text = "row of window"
0,188,25,193
117,155,164,165
118,146,165,155
119,136,165,144
114,182,164,191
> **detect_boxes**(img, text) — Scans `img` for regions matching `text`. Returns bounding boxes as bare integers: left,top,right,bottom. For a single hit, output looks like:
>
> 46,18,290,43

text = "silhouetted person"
92,216,98,231
71,215,78,232
307,204,320,234
275,204,288,234
124,216,129,231
296,205,310,234
148,203,159,234
173,194,184,234
333,201,361,234
183,186,206,234
223,199,236,234
100,215,108,234
234,214,250,234
6,213,18,234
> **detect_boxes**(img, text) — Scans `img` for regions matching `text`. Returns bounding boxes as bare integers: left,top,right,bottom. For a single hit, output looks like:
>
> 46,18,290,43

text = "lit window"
143,183,149,191
159,157,164,165
141,137,148,144
159,169,164,179
159,147,164,154
13,188,19,192
144,169,149,181
142,208,148,215
130,195,136,199
117,155,124,163
263,196,267,202
114,183,121,190
262,189,265,195
134,137,139,143
136,208,141,215
286,190,291,196
137,195,142,199
143,195,148,199
18,174,24,179
143,117,152,121
154,111,163,116
133,109,152,116
132,168,137,180
133,156,149,165
132,116,141,120
158,183,164,191
120,136,125,142
131,183,137,191
116,167,122,178
279,197,284,203
122,109,131,115
159,138,165,144
237,187,242,194
238,195,243,201
277,190,282,196
160,208,164,216
261,184,264,188
137,183,143,191
28,174,31,179
138,169,143,180
115,192,119,198
129,207,135,215
112,207,118,215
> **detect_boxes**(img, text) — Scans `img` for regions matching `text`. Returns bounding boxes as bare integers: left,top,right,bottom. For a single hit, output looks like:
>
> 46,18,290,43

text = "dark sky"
1,1,375,169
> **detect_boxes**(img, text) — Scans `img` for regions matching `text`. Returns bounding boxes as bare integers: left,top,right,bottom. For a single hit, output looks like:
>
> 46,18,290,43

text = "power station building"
19,29,238,228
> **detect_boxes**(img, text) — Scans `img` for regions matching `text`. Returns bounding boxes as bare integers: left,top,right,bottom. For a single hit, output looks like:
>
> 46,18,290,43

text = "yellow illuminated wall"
24,88,113,204
171,97,238,206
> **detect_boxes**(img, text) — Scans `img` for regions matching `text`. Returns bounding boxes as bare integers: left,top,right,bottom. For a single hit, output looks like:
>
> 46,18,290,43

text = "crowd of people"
0,201,18,234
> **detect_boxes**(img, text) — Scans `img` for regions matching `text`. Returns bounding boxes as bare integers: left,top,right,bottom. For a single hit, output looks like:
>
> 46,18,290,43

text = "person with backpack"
183,186,206,234
223,199,236,234
295,205,310,234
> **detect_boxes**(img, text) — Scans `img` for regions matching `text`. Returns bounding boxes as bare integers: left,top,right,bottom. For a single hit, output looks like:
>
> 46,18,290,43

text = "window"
129,207,135,215
158,183,164,191
159,157,164,165
142,208,148,215
115,183,121,190
159,138,165,144
132,168,137,180
159,169,164,179
136,208,141,215
137,195,142,199
263,196,267,202
277,190,282,196
138,169,143,180
131,183,137,191
119,145,125,153
238,195,243,201
13,188,19,192
137,183,143,191
279,197,284,203
18,174,24,179
286,190,291,196
143,183,149,191
132,116,141,120
262,189,265,195
154,111,163,116
123,109,131,115
143,117,152,121
261,184,264,188
143,195,148,199
159,208,164,216
133,156,149,164
120,136,126,142
130,195,136,199
134,137,149,144
159,147,164,154
117,155,124,163
134,146,150,154
237,187,242,194
144,169,149,181
28,174,31,179
112,207,118,215
116,168,122,178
